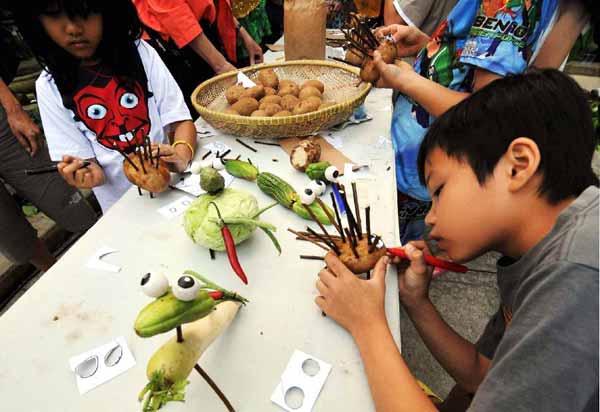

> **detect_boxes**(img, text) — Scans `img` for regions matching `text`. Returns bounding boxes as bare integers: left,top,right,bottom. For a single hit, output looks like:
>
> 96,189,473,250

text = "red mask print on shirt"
73,77,150,152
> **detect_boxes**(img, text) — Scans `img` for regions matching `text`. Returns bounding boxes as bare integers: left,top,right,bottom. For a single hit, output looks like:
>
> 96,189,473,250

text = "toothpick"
202,150,212,160
288,229,330,252
155,146,160,168
176,325,184,342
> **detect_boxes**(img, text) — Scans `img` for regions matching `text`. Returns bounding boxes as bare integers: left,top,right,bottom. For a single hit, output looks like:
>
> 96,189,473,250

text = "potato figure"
231,97,259,116
345,48,364,66
259,103,283,116
301,80,325,94
225,85,245,105
360,57,380,84
280,94,300,111
258,69,279,89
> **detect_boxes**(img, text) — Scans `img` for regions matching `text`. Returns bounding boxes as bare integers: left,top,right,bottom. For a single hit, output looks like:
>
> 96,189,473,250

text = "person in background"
0,26,96,272
235,0,271,65
13,0,196,213
133,0,263,117
383,0,458,36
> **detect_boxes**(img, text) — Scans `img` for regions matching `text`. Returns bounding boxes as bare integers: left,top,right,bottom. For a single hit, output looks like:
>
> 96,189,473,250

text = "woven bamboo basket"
191,60,372,139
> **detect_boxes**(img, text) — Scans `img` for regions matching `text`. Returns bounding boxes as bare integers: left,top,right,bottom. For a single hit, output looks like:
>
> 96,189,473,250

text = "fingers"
324,252,351,279
25,133,40,156
249,53,255,65
314,295,326,311
13,131,33,154
316,278,328,295
404,243,428,276
318,267,336,287
371,255,390,283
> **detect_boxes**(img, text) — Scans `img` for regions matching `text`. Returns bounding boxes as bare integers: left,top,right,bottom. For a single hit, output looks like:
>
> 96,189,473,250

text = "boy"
314,69,598,412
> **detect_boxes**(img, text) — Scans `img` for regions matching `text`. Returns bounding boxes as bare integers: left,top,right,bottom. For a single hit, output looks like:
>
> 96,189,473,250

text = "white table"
0,51,400,412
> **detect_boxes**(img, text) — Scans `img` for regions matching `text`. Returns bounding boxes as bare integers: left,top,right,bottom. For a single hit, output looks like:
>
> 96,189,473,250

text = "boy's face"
40,11,103,60
424,148,510,263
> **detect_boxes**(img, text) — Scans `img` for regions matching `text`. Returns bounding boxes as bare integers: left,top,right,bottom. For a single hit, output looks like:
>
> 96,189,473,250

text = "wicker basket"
191,60,372,139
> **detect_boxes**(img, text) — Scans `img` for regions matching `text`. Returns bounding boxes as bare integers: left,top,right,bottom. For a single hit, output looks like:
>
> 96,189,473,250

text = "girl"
13,0,197,212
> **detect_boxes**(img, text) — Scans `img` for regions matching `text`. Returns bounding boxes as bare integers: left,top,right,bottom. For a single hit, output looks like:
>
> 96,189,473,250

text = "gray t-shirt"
392,0,458,36
470,186,599,412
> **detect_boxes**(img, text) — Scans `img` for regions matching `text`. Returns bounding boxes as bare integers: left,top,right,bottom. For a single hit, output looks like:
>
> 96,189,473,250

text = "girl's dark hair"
418,68,598,204
11,0,144,94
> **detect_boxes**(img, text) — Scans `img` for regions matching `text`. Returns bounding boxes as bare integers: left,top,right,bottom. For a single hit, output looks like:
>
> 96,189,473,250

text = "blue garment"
391,0,558,200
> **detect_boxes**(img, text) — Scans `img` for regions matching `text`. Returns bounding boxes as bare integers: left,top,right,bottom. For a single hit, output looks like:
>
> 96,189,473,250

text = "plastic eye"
190,161,202,175
300,187,316,205
172,275,200,302
309,180,326,196
212,157,225,171
140,272,169,298
324,166,340,183
199,158,213,169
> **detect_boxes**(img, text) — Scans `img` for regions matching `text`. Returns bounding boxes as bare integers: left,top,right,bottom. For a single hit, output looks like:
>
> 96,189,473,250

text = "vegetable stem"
194,364,236,412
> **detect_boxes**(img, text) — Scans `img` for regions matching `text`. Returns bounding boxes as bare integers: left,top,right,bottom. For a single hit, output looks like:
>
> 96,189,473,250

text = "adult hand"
151,143,191,173
214,61,237,75
315,253,390,337
6,105,41,156
376,24,430,58
57,156,105,189
372,50,416,90
394,241,434,311
240,29,264,65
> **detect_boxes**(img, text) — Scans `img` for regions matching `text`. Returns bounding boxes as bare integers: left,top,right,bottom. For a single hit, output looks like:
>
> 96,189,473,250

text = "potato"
225,85,245,105
259,95,282,106
278,84,300,97
299,86,322,101
259,103,283,116
290,139,321,171
258,69,279,89
292,99,320,115
279,80,298,89
345,48,364,66
264,87,277,96
123,155,170,193
251,110,268,117
241,85,265,100
231,97,259,116
280,94,300,111
223,107,240,115
360,57,380,84
377,40,397,64
301,80,325,93
304,96,322,108
273,110,293,117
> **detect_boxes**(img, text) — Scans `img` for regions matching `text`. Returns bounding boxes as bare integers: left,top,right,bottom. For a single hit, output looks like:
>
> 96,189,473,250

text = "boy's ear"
504,137,541,193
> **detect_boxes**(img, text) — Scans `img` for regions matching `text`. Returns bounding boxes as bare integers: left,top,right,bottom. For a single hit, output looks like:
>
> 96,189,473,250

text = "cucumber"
292,200,333,225
305,161,331,181
224,159,259,181
256,172,298,208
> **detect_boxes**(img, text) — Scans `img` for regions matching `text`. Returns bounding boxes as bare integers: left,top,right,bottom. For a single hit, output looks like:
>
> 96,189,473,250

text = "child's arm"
153,120,197,173
187,33,236,74
316,253,437,412
57,156,105,189
373,51,501,117
399,243,491,393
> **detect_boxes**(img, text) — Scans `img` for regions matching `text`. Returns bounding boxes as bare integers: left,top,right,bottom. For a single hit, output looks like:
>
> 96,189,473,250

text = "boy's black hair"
418,69,598,204
11,0,145,94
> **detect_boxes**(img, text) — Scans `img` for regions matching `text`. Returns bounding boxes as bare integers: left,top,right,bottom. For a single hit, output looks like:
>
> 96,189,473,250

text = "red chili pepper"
387,247,468,273
210,202,249,285
208,291,224,300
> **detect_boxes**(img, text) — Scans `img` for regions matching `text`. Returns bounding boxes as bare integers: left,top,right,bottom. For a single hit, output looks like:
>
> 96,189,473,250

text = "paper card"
271,350,332,412
196,125,217,138
279,135,354,173
157,195,195,219
202,141,233,156
324,133,343,150
85,246,121,273
237,71,256,88
68,336,135,395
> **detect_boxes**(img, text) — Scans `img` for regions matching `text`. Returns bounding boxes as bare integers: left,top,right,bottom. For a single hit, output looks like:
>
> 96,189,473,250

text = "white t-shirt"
36,40,191,212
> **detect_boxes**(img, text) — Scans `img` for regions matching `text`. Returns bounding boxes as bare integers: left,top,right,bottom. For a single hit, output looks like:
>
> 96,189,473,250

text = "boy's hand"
7,105,41,156
372,51,416,91
395,242,434,311
376,24,430,57
57,156,104,189
315,253,390,337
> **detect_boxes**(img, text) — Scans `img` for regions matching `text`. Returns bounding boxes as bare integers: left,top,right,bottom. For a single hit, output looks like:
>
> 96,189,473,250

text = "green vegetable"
292,200,333,225
257,172,298,208
200,167,225,194
224,159,259,181
183,188,279,252
305,161,331,181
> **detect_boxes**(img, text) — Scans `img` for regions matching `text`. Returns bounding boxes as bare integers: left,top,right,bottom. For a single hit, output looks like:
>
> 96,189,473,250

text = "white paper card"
69,336,135,395
271,350,332,412
157,195,195,219
237,71,256,88
202,141,233,155
85,246,121,273
324,133,344,149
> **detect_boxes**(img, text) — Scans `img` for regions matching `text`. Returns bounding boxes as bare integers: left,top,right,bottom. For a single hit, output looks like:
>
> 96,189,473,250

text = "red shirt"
133,0,237,62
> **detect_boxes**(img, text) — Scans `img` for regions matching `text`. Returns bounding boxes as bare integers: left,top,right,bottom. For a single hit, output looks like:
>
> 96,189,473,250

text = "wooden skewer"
340,189,359,240
351,182,363,239
344,228,360,259
202,150,212,160
315,198,342,236
302,204,335,244
299,255,325,261
366,206,372,246
176,325,184,343
136,148,147,174
112,142,139,171
155,146,160,168
193,365,236,412
288,229,330,252
329,192,346,243
306,227,340,255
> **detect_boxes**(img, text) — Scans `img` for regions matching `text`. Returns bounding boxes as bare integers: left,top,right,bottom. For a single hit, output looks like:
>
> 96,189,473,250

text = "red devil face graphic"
73,77,150,151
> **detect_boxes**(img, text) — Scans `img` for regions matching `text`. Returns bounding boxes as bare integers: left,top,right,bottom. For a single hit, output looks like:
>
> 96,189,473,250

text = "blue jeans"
398,192,431,245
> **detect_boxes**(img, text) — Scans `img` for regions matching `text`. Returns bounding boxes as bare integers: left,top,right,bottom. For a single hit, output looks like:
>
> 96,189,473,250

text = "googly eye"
211,157,225,170
172,275,200,302
199,158,213,169
324,166,340,183
120,92,139,109
309,180,326,196
190,161,202,175
140,272,169,298
300,187,316,205
86,104,107,120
